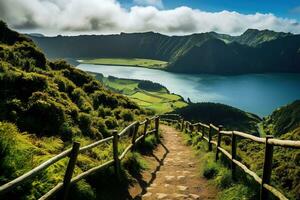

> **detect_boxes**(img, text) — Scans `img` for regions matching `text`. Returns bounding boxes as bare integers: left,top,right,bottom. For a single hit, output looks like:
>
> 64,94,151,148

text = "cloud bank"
0,0,299,35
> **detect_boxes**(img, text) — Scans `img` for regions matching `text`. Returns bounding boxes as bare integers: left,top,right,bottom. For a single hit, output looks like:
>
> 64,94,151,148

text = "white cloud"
133,0,163,9
0,0,299,36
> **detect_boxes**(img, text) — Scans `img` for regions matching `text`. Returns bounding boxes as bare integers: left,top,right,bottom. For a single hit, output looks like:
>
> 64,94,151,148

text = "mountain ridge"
27,25,299,74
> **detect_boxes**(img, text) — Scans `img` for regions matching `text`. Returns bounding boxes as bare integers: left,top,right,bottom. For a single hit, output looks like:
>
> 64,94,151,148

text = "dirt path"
129,125,218,200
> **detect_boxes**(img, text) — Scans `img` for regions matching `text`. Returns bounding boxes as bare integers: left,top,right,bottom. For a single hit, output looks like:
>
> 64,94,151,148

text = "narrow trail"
129,125,218,200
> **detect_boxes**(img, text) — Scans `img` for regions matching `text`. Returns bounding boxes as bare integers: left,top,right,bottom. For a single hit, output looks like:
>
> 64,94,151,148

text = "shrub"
19,93,67,136
120,110,134,121
122,152,147,175
83,80,102,94
104,117,118,129
69,180,96,200
92,91,119,109
216,169,232,189
203,162,219,179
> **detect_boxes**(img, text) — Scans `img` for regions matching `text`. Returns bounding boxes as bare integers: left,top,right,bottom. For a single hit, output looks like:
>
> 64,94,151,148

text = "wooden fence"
161,115,300,200
0,116,160,200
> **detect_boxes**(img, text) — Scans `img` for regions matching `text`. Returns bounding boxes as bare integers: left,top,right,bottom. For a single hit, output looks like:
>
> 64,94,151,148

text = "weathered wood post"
181,119,184,131
62,142,80,200
260,135,274,200
208,125,213,151
201,125,205,139
131,122,140,151
231,131,237,181
215,125,223,161
155,116,160,142
143,118,149,143
112,130,121,181
190,124,194,135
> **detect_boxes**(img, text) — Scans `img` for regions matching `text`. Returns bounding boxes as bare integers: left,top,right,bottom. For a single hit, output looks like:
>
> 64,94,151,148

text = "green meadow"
80,58,168,69
91,74,187,113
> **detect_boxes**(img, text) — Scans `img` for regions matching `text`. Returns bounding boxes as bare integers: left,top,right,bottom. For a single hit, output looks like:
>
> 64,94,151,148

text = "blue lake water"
77,64,300,117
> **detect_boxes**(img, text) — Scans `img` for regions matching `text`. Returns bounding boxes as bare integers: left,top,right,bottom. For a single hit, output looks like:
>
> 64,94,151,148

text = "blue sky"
1,0,300,36
122,0,300,20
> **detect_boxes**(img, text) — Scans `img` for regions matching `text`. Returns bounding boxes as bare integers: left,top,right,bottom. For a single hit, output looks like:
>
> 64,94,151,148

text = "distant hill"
26,33,45,37
28,29,300,74
231,29,291,47
171,102,261,135
264,100,300,138
27,29,300,75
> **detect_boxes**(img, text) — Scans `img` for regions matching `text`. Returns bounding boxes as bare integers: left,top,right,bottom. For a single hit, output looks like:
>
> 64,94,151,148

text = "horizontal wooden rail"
233,131,266,144
0,115,160,200
267,138,300,148
79,136,113,153
39,160,115,200
210,124,219,131
0,148,72,194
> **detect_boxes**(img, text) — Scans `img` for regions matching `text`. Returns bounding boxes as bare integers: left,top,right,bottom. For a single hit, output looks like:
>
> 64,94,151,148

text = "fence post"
62,142,80,200
201,125,205,139
112,130,121,181
197,123,201,133
208,125,212,151
190,124,194,135
231,131,237,181
215,125,223,161
131,123,140,151
143,118,149,143
181,119,184,131
155,116,160,142
260,135,274,200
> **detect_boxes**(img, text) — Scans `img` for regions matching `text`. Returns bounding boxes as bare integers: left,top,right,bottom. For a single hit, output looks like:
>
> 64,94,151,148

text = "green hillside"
0,21,151,200
90,74,187,114
172,102,261,135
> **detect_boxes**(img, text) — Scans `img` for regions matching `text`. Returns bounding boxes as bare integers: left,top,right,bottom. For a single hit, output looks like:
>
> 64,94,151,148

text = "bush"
104,117,118,129
216,169,232,189
203,162,219,179
122,152,147,175
69,180,96,200
20,93,66,136
120,110,134,122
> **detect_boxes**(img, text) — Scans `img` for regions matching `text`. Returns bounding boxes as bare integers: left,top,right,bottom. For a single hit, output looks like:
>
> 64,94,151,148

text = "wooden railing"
161,115,300,200
0,116,160,200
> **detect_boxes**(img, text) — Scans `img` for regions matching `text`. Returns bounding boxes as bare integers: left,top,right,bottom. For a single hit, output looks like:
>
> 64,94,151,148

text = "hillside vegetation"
0,21,152,199
172,102,261,135
91,74,187,114
29,29,300,74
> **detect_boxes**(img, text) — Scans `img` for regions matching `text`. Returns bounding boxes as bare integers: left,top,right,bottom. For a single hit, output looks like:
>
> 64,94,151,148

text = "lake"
77,64,300,117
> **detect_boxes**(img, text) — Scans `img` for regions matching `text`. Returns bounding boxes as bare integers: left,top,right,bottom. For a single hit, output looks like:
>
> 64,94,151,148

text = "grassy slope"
80,58,168,69
0,21,156,200
91,74,188,114
172,102,261,135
